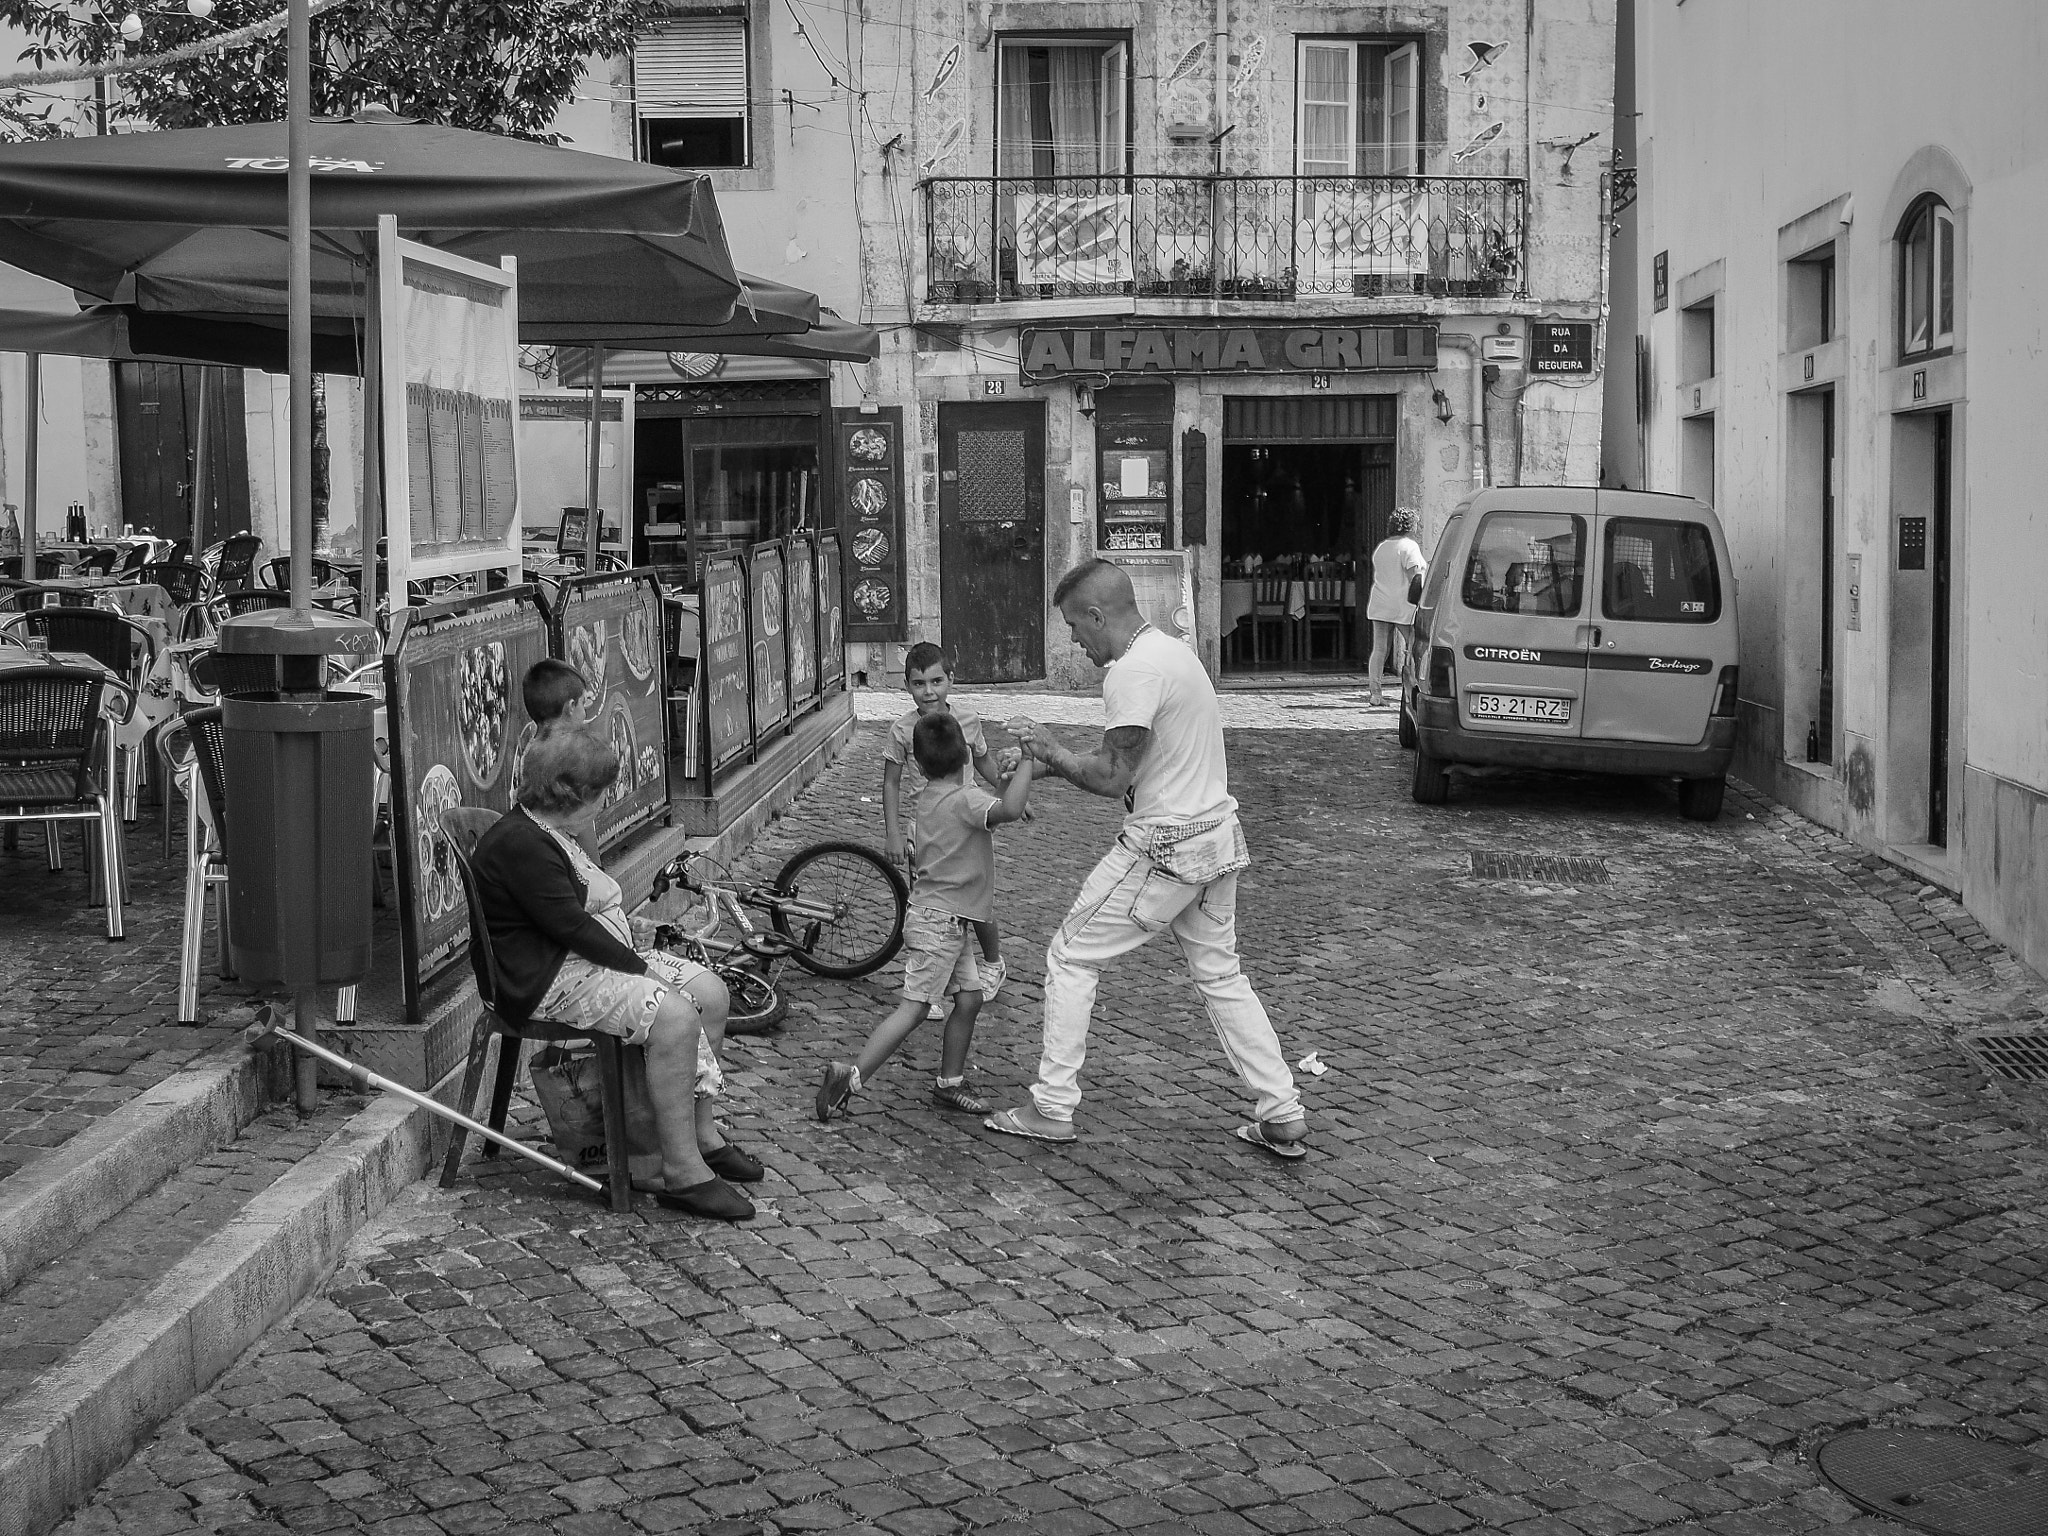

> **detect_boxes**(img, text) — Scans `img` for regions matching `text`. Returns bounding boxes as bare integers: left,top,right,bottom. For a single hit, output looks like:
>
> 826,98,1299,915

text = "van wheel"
1678,776,1726,821
1397,698,1417,749
1411,748,1450,805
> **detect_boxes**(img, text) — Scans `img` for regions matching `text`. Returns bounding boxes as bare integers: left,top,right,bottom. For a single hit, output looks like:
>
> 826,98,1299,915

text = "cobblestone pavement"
0,807,258,1183
53,699,2048,1536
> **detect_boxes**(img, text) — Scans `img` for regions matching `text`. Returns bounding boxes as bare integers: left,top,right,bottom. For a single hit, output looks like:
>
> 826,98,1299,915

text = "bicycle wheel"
770,840,908,978
722,967,787,1035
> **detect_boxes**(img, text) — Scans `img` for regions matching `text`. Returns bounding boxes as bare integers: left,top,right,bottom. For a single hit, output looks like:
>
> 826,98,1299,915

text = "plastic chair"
436,805,633,1212
159,707,356,1026
0,665,125,938
1251,579,1296,668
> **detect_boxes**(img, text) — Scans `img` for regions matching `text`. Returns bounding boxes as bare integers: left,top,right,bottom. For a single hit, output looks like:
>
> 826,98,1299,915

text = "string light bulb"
118,11,144,41
187,0,214,16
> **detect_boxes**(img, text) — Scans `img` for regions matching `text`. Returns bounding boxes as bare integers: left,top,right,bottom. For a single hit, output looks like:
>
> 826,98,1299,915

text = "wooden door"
115,363,249,543
938,401,1045,682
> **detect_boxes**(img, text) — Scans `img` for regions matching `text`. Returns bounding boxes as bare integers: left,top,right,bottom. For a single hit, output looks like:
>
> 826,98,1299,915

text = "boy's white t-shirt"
1103,628,1234,828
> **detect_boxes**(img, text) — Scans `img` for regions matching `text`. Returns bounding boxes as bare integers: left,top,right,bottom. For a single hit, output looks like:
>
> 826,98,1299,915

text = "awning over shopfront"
0,303,361,374
555,307,881,383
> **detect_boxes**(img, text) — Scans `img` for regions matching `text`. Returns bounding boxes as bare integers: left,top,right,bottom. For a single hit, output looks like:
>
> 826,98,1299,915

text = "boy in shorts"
883,641,1010,1005
819,712,1036,1119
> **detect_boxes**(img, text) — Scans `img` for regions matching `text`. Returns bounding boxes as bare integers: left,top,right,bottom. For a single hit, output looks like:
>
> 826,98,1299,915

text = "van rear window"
1460,511,1585,617
1602,518,1721,623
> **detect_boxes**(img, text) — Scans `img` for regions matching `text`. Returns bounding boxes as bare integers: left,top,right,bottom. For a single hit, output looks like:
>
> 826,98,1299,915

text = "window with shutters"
635,13,751,169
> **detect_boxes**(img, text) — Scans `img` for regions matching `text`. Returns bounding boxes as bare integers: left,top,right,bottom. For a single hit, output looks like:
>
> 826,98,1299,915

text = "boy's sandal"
983,1106,1076,1143
1234,1122,1308,1161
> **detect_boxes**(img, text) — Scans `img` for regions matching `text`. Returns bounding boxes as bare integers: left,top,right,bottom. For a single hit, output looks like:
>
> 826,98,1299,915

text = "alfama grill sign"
1020,323,1437,379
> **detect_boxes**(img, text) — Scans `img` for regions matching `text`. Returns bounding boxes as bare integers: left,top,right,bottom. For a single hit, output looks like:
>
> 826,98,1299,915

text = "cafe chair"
213,534,263,593
1,607,160,819
0,578,42,611
0,665,126,939
1302,579,1350,664
138,560,209,609
2,553,66,580
1250,578,1297,669
118,544,153,575
211,589,292,626
437,806,633,1213
158,707,356,1026
263,555,342,591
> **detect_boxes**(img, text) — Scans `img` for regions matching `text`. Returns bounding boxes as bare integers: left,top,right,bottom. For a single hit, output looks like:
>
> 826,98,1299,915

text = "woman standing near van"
1365,507,1427,706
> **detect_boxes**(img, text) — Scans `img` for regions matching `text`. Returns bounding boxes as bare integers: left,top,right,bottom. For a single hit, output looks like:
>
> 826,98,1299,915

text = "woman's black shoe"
704,1143,764,1183
654,1177,754,1221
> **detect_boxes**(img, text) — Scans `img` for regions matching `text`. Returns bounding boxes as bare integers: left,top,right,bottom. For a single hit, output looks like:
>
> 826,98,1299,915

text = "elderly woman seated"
470,729,759,1222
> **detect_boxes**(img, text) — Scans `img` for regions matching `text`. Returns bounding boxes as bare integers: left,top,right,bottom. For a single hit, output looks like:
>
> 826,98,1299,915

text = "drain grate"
1469,851,1609,884
1964,1033,2048,1084
1816,1427,2048,1535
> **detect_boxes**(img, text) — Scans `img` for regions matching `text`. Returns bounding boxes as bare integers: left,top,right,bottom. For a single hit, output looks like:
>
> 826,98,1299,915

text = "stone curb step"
0,1087,438,1536
0,1042,282,1299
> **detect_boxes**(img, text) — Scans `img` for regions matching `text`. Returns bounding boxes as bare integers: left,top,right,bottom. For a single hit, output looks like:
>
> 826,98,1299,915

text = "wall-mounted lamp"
1431,387,1455,426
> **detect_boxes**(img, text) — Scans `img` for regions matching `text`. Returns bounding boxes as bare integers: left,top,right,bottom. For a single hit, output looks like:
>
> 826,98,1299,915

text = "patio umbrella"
0,303,361,373
0,111,742,333
0,110,747,592
555,307,882,382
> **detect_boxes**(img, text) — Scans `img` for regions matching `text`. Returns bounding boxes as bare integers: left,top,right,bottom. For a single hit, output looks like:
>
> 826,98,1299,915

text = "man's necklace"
1119,622,1153,660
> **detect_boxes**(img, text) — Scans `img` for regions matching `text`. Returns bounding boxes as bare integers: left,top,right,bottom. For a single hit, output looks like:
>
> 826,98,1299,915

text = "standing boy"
820,713,1036,1119
882,641,1009,1001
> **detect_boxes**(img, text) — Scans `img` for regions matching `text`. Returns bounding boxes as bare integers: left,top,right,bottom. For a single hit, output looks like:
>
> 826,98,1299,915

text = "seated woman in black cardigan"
471,729,759,1221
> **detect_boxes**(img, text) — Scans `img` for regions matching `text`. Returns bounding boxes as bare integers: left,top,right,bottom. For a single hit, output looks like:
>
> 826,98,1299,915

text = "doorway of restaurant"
938,400,1046,683
1219,395,1395,673
113,362,249,545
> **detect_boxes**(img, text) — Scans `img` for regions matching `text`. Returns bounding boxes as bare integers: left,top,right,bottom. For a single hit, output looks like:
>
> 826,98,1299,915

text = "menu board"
703,554,751,774
749,541,790,742
835,406,906,641
384,587,551,1020
551,569,669,852
818,534,846,692
377,222,524,598
786,534,819,708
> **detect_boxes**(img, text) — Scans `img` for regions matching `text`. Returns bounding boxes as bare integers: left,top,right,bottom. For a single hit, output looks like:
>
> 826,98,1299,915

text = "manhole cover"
1815,1428,2048,1534
1964,1034,2048,1083
1468,851,1609,884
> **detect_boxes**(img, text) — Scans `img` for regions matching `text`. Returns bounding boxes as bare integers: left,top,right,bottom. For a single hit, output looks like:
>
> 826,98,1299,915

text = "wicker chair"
213,534,262,593
159,707,356,1025
117,543,153,575
436,805,633,1212
138,560,209,608
0,665,124,938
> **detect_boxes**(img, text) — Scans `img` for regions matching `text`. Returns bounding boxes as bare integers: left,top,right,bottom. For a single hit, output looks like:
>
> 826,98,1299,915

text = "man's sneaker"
931,1079,990,1114
815,1061,856,1121
978,956,1007,1000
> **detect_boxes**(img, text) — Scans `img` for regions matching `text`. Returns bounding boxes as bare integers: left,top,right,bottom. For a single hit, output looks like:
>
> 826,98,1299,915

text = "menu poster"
702,555,751,774
551,569,669,852
818,534,846,692
377,221,523,597
384,587,551,1020
786,534,819,707
834,406,906,641
749,541,790,742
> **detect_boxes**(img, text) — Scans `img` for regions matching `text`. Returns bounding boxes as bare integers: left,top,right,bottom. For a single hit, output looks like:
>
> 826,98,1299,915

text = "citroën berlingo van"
1398,488,1739,820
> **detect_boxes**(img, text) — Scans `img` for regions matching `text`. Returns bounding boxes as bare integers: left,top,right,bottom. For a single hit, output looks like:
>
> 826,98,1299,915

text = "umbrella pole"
286,0,312,620
361,278,380,620
584,343,604,571
21,351,38,557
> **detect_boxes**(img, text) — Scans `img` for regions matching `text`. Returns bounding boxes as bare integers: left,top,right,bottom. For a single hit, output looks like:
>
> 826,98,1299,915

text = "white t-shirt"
1103,628,1234,828
1366,535,1428,623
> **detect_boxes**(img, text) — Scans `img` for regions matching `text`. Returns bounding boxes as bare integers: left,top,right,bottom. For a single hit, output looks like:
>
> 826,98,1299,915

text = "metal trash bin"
217,608,380,989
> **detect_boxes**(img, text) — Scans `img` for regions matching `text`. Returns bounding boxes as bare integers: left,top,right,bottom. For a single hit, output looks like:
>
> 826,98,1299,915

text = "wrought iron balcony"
923,174,1526,305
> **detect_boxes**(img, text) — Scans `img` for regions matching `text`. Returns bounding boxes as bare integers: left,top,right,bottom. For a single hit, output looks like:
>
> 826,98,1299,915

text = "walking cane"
247,1003,604,1193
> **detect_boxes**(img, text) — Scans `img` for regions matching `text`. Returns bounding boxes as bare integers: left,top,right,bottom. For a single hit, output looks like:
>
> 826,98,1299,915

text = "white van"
1398,488,1740,820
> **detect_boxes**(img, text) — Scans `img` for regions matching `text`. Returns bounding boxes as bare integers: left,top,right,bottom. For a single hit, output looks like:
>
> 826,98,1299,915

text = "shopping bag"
528,1044,663,1182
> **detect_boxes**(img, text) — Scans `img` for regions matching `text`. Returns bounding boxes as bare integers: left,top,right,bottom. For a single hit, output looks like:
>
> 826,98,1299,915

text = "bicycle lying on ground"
648,840,909,1034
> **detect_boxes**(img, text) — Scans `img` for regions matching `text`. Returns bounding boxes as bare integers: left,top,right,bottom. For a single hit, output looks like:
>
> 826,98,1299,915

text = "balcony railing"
923,174,1526,305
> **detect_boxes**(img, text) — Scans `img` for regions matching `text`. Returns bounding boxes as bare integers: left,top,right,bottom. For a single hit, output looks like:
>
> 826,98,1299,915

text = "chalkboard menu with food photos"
749,541,790,742
835,406,906,641
703,554,751,775
550,569,670,854
819,533,846,692
786,534,819,708
384,587,551,1021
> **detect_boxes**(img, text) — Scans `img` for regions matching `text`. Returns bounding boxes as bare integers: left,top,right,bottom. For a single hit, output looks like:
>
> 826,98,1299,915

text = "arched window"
1898,195,1955,358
